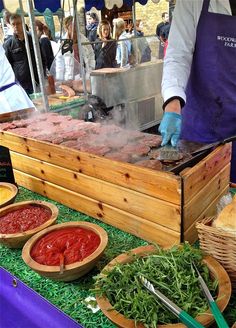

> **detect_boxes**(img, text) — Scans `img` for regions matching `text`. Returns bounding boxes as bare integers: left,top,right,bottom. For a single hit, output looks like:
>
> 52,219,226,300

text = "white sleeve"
161,0,202,103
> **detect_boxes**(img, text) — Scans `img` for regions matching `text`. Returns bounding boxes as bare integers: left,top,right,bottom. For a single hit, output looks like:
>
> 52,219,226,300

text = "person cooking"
159,0,236,186
0,43,34,114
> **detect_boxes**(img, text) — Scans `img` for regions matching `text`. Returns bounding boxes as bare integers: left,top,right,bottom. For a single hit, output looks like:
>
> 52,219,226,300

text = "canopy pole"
73,0,88,99
26,0,50,112
132,0,138,65
59,0,65,41
132,0,137,36
18,0,37,94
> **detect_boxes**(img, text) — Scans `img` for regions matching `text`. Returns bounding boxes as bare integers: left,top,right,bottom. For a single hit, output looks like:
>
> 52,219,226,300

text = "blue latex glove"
158,112,182,147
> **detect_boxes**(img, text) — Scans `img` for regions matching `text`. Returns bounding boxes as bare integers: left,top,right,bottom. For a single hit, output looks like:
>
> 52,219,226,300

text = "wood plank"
181,144,231,203
14,170,180,247
10,151,181,231
183,185,229,244
0,131,181,204
183,164,230,232
0,108,34,122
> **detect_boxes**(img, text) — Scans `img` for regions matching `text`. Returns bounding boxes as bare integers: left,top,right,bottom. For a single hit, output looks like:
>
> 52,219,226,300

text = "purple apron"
181,0,236,182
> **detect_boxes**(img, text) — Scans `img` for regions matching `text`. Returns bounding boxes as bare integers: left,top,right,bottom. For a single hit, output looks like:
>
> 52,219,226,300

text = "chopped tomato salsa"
30,227,101,266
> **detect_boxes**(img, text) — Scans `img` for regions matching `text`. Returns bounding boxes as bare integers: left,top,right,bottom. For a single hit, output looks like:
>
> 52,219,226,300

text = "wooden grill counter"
0,130,231,247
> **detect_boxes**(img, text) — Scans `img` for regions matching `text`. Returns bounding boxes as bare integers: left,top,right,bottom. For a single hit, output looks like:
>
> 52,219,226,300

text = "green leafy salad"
93,243,218,328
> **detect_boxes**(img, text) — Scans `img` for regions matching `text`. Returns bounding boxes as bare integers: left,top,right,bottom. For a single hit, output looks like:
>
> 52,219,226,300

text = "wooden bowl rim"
0,182,18,208
0,200,59,239
96,244,232,328
22,221,108,273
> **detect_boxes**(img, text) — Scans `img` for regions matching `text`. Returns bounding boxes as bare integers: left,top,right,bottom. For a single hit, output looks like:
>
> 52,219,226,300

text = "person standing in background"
0,43,34,113
35,20,54,71
113,18,130,68
94,19,117,69
86,12,99,46
159,0,236,186
3,14,46,95
2,10,13,41
128,20,151,63
53,16,95,93
156,12,170,59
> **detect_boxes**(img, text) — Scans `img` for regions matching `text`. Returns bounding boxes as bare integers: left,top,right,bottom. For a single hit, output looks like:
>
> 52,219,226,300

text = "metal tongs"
139,276,204,328
192,262,229,328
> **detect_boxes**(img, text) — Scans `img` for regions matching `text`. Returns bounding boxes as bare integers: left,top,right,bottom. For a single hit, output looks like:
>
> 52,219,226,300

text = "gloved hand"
158,112,182,147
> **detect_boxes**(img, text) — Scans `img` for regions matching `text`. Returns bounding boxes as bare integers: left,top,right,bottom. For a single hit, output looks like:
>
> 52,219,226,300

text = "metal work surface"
90,61,163,107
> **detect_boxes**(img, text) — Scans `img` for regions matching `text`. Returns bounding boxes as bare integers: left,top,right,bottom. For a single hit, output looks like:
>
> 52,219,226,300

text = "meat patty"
140,133,162,148
0,122,17,131
121,143,150,156
105,152,132,163
134,159,163,171
80,144,111,156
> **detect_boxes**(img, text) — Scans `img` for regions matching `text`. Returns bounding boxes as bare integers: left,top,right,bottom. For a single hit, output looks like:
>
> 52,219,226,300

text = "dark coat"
3,33,46,94
40,36,54,71
86,23,98,44
94,38,117,69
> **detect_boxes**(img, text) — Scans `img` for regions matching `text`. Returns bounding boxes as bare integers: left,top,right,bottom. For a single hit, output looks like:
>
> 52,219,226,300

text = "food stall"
0,1,236,328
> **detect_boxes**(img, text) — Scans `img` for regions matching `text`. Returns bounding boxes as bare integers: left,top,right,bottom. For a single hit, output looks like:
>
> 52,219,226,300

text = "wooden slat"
14,170,180,247
10,151,181,231
183,185,229,244
183,164,230,232
0,108,34,122
181,144,231,203
0,131,181,204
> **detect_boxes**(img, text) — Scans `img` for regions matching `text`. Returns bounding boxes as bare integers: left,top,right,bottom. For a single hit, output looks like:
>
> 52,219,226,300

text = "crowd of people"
0,9,163,98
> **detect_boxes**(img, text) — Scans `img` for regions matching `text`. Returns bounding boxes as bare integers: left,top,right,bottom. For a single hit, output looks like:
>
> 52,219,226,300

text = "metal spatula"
156,145,184,162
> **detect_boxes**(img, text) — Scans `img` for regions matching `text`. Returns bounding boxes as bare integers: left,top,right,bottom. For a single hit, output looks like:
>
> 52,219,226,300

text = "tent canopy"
0,0,61,13
85,0,148,11
33,0,61,13
0,0,152,13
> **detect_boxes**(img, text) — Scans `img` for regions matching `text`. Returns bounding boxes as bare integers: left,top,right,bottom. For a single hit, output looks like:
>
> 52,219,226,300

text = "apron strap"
202,0,210,13
0,82,17,92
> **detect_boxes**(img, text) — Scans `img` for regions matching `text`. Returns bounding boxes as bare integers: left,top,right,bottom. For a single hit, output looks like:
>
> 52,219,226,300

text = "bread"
213,195,236,232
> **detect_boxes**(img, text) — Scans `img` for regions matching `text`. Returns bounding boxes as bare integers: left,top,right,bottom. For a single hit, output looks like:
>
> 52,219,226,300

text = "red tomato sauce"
0,205,51,234
30,227,101,266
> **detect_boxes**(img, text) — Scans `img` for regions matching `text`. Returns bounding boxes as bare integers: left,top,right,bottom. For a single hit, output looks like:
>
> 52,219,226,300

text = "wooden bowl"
22,221,108,282
96,245,232,328
0,182,18,208
0,201,58,248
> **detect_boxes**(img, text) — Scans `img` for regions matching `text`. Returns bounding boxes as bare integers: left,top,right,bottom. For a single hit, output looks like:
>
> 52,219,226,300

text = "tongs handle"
192,262,230,328
179,310,205,328
208,301,229,328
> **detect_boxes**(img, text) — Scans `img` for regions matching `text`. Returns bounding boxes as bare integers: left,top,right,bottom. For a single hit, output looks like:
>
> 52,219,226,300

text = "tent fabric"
0,0,4,12
0,0,152,13
0,0,61,13
33,0,61,13
85,0,148,11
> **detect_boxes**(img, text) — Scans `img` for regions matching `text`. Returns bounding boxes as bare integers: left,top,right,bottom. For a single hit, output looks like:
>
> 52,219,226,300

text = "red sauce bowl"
22,222,108,281
0,201,58,248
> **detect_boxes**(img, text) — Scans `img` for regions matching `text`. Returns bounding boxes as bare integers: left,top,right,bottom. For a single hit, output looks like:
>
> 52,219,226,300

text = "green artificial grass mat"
0,187,148,328
0,187,235,327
